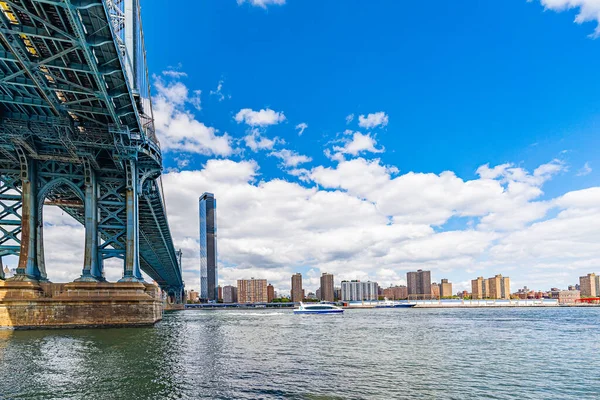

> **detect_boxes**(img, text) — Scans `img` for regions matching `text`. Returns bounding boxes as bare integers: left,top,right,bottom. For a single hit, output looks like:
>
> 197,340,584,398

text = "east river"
0,307,599,399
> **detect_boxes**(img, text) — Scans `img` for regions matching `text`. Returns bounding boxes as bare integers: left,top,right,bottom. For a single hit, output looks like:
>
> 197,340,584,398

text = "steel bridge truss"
0,0,183,299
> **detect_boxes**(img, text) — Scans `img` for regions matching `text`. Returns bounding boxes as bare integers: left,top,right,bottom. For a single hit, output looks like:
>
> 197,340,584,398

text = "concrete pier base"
0,281,163,329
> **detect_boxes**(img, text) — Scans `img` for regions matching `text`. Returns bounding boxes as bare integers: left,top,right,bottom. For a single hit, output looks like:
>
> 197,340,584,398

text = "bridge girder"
0,0,183,295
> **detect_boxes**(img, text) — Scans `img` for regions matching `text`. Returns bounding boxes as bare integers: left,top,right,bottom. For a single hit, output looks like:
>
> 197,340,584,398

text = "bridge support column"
119,161,143,282
76,167,103,282
11,154,42,281
0,258,4,280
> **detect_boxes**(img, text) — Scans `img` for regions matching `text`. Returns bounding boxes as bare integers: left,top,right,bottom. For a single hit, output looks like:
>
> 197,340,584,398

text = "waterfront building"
430,283,440,299
340,280,379,301
267,284,275,302
306,292,317,300
383,285,408,300
223,285,238,303
320,273,334,302
407,270,431,299
218,286,223,301
440,279,453,298
199,193,218,302
237,278,268,303
187,290,199,303
471,276,490,299
291,273,303,303
315,288,321,300
488,275,511,299
559,290,580,304
579,273,599,297
334,287,341,301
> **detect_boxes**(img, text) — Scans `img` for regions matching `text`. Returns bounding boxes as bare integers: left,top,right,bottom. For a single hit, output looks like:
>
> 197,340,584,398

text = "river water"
0,307,599,399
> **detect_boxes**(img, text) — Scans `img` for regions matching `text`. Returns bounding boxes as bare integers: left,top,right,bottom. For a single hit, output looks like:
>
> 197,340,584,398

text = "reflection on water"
0,308,599,399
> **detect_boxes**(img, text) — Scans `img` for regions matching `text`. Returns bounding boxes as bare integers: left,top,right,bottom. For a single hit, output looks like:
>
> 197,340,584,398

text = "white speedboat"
293,302,344,314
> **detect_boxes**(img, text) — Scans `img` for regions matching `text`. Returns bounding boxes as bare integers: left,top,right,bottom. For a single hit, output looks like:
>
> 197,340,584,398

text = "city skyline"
13,0,600,296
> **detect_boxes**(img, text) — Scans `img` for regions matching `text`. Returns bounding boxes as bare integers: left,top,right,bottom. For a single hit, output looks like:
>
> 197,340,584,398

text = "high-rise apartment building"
407,270,432,298
471,276,489,299
199,193,218,301
488,274,511,299
320,273,334,302
291,273,303,302
383,285,408,300
267,284,275,302
237,278,268,303
579,273,599,297
217,286,223,301
472,275,510,299
340,280,379,301
222,285,238,303
440,279,453,298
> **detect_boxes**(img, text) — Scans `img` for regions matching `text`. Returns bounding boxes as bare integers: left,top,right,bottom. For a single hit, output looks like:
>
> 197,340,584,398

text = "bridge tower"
0,0,183,305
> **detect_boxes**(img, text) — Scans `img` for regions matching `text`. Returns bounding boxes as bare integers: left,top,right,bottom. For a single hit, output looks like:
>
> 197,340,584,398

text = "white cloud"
269,149,312,167
210,79,228,101
295,122,308,136
332,131,384,156
235,108,286,127
537,0,600,37
243,128,284,151
162,70,187,78
153,74,232,156
237,0,285,8
577,162,592,176
345,114,354,124
189,90,202,111
358,111,389,129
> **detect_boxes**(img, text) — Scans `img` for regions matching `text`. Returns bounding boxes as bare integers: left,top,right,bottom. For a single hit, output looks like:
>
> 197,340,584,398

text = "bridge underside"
0,0,183,301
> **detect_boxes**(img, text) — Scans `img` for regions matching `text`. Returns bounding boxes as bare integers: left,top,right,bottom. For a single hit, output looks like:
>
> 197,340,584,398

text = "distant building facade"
489,275,511,299
223,285,238,303
187,290,199,303
383,285,408,300
267,284,275,302
199,193,218,301
440,279,453,298
237,278,268,303
218,286,223,301
430,283,440,299
579,273,599,297
407,270,431,298
334,287,341,301
471,277,489,299
291,273,303,302
320,273,334,302
472,275,510,299
558,290,580,304
340,280,378,301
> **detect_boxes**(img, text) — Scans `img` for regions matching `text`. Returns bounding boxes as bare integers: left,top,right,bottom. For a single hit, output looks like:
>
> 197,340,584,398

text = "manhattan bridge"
0,0,184,302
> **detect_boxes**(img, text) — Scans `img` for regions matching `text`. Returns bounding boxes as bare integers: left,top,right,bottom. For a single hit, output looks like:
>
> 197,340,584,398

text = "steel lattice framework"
0,0,183,300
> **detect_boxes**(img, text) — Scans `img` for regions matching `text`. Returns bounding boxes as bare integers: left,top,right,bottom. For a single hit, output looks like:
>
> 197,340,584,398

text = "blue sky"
43,0,600,294
142,0,600,193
